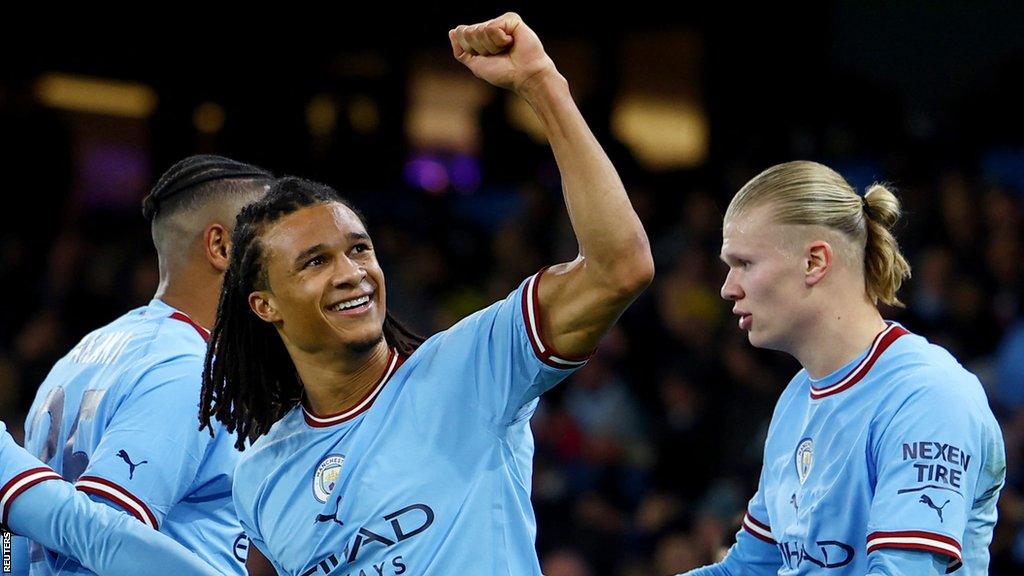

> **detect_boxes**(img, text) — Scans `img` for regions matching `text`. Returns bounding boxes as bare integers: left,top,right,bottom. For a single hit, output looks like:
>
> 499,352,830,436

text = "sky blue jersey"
233,271,590,576
687,322,1005,576
23,300,246,576
0,421,221,576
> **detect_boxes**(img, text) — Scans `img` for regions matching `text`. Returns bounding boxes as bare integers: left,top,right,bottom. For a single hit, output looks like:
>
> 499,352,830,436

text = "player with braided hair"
199,177,424,449
200,12,653,576
22,155,271,576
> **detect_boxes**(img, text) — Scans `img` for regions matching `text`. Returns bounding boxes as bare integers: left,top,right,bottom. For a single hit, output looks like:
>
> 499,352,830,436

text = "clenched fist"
449,12,558,94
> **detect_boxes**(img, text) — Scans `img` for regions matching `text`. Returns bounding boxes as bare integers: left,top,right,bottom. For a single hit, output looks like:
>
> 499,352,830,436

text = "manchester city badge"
313,454,346,503
795,438,813,485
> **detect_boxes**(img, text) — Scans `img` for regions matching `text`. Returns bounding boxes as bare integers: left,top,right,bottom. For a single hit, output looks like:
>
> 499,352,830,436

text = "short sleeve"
431,270,591,424
73,356,210,530
866,372,988,571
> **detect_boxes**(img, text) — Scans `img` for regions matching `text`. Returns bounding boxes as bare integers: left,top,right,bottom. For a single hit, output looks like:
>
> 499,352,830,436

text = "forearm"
518,70,652,286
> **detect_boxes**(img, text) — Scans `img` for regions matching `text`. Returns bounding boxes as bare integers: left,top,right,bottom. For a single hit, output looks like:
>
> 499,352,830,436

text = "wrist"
516,63,568,102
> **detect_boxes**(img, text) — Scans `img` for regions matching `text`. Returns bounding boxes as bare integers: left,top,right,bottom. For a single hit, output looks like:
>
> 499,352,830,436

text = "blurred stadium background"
3,3,1024,574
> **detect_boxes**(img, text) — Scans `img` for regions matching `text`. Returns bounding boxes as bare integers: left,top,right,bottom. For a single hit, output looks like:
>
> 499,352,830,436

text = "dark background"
2,3,1024,574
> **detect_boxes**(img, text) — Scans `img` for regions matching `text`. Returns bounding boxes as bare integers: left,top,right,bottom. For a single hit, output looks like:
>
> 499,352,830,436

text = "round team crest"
795,438,813,485
312,454,345,503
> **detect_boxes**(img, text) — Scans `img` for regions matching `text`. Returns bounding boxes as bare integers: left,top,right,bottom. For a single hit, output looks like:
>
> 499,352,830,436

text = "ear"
249,291,281,323
805,240,833,287
204,223,231,273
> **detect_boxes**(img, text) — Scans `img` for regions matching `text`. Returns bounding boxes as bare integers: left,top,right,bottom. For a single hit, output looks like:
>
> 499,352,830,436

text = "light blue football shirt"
23,300,246,576
686,322,1005,576
233,271,589,576
0,421,221,576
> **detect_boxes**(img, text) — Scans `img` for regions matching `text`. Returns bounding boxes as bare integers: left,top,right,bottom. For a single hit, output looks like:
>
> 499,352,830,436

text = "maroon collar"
302,349,403,428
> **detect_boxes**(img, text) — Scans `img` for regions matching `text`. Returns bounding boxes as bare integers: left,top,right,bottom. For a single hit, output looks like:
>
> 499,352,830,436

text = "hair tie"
857,189,869,212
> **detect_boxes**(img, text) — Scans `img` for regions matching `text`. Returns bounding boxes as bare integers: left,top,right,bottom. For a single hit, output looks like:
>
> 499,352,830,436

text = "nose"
330,255,366,288
720,269,744,301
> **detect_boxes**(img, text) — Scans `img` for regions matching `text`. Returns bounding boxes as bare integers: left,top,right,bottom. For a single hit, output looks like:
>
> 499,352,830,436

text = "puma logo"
919,494,950,522
116,450,148,480
314,511,344,526
315,494,344,526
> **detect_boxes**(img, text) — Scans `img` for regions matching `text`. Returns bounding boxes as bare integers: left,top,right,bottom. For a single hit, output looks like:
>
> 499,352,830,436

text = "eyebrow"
291,233,372,269
293,244,328,269
719,251,748,265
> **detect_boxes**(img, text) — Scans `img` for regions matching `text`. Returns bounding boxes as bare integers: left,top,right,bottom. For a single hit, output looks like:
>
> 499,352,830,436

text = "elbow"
610,238,655,298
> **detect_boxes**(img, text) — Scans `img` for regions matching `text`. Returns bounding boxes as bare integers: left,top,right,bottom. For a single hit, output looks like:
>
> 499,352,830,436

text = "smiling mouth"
326,294,372,314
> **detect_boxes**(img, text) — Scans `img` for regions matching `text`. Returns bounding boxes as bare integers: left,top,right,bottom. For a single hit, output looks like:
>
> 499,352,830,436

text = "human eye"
303,255,327,269
352,242,372,255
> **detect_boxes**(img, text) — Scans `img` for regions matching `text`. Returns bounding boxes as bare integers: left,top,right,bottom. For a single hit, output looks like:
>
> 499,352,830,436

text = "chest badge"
313,454,346,503
795,438,813,485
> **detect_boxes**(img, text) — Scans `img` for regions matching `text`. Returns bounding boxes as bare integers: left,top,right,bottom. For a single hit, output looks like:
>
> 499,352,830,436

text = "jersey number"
30,387,105,481
28,387,105,565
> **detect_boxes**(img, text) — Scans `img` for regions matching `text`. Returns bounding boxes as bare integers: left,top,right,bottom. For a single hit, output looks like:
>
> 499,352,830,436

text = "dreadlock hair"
199,176,426,449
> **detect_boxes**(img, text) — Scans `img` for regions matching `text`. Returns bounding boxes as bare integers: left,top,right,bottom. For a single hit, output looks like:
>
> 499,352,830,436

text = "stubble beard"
346,330,385,355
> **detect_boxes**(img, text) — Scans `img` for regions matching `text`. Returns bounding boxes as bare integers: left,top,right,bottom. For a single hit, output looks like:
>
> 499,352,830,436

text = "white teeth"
330,295,370,311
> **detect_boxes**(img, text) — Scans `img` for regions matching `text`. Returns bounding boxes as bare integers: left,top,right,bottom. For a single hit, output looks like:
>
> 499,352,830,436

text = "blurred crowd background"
3,4,1024,575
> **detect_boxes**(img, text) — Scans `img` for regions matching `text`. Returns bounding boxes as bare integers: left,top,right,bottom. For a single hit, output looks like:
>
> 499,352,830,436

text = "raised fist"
449,12,557,93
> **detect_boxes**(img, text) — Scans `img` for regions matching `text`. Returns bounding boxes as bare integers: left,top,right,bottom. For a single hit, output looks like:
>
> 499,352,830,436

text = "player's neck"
295,340,392,417
794,301,887,380
154,272,221,331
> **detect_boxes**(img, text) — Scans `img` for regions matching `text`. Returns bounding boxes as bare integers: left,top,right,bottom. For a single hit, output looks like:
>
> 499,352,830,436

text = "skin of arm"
245,544,277,576
450,13,655,358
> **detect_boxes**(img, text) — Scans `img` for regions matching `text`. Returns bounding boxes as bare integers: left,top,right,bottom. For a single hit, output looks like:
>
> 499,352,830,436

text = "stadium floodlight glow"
612,96,708,170
193,102,226,134
34,73,158,119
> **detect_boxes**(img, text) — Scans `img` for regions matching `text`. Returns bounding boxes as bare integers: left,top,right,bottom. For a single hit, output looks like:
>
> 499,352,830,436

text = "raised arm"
450,13,654,359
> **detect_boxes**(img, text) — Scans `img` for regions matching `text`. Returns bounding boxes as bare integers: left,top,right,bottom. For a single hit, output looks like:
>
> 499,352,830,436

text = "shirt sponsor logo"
899,441,971,494
313,454,345,504
233,533,250,562
778,539,855,570
300,504,432,576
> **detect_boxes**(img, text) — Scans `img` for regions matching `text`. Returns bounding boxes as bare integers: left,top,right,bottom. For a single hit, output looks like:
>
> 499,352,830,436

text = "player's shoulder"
883,326,982,398
874,324,998,432
141,300,210,358
67,300,207,370
235,406,307,477
430,273,535,346
119,301,210,382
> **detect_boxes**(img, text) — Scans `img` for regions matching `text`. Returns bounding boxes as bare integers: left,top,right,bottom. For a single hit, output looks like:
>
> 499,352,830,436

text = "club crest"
795,438,813,485
312,454,345,503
